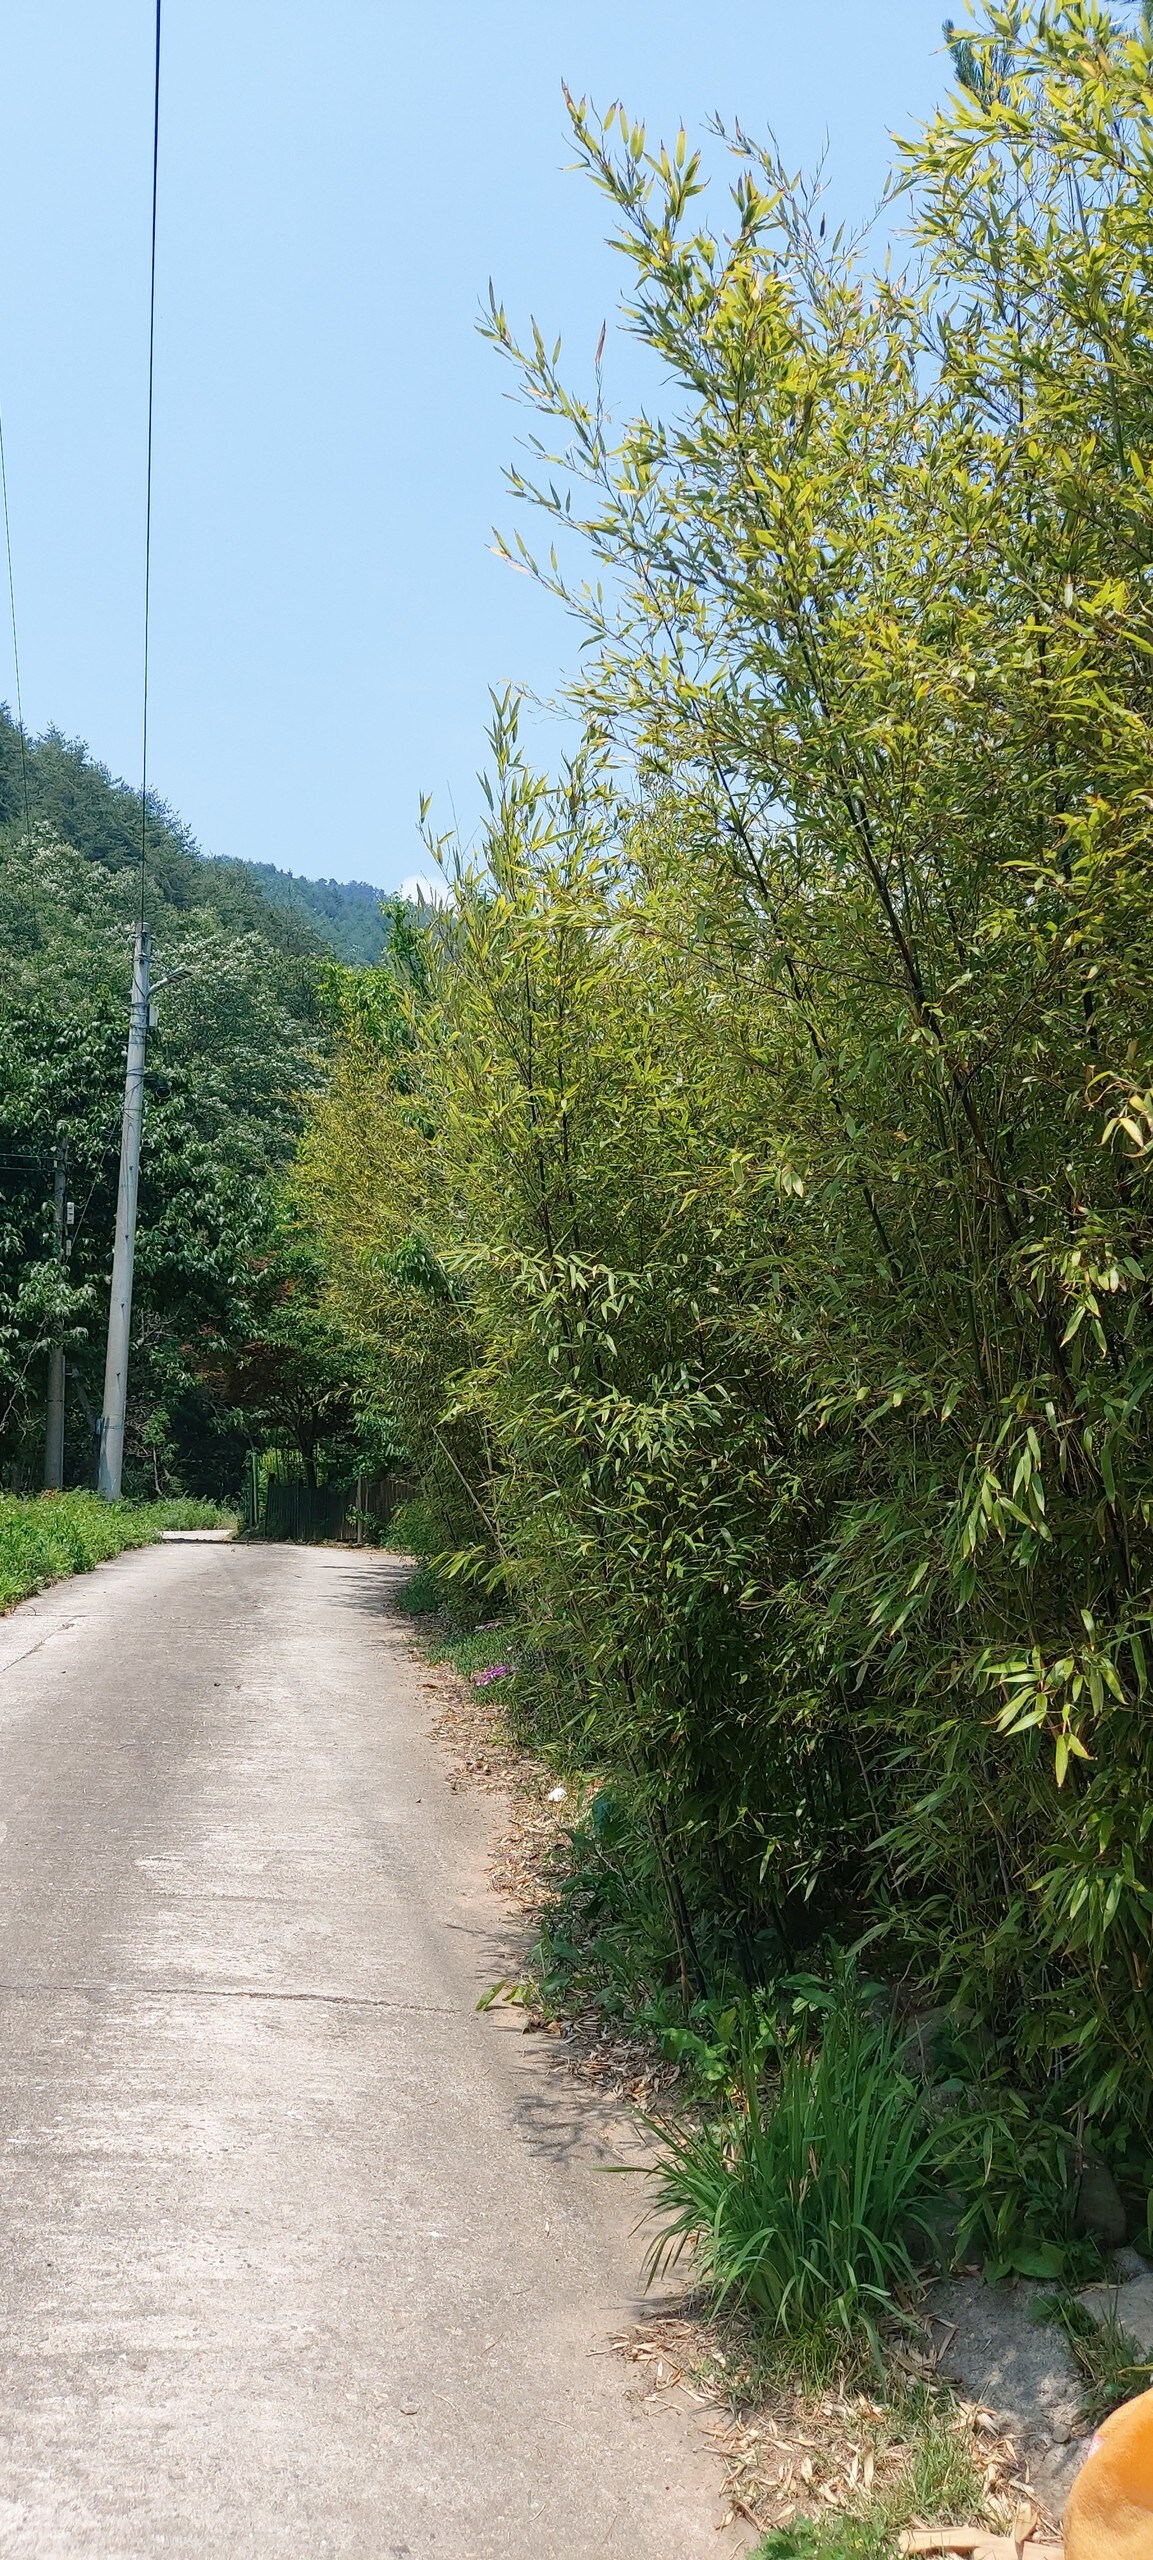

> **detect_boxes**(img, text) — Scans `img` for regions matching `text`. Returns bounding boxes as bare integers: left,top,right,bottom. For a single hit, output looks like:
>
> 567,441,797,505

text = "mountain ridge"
0,708,394,966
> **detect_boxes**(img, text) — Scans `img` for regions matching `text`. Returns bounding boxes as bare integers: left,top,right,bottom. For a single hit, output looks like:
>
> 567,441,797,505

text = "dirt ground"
406,1607,1104,2544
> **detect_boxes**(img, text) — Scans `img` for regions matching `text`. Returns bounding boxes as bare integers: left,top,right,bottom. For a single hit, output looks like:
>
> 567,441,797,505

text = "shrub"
392,1559,447,1618
300,4,1153,2151
938,2082,1084,2283
383,1497,437,1560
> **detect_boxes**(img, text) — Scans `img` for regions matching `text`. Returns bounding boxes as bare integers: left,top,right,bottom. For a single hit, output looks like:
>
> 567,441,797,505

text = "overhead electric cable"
138,0,162,924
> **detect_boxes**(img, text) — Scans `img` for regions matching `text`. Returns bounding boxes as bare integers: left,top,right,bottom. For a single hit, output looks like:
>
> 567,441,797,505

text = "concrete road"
0,1542,731,2559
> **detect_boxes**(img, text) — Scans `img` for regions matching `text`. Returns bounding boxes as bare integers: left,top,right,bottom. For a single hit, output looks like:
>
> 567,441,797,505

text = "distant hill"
232,863,392,965
0,709,395,966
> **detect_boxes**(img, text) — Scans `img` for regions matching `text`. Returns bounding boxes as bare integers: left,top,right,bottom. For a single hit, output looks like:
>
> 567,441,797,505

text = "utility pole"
97,922,151,1501
42,1147,68,1491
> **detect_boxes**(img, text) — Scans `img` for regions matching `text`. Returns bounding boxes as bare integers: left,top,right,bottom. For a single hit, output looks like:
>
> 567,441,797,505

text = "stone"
899,2004,952,2076
1074,2159,1127,2248
927,2273,1088,2516
1080,2271,1153,2358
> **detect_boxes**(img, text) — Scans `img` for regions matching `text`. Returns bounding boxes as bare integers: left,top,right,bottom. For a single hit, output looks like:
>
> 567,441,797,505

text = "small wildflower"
473,1662,514,1686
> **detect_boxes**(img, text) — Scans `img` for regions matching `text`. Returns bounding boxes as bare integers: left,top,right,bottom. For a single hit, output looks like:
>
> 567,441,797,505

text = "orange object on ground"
1064,2384,1153,2556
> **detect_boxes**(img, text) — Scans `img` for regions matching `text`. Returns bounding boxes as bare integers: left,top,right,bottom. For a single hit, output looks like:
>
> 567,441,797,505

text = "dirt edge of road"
391,1590,1089,2548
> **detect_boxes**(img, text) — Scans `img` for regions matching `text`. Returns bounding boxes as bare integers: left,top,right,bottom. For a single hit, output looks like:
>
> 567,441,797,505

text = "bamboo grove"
298,8,1153,2146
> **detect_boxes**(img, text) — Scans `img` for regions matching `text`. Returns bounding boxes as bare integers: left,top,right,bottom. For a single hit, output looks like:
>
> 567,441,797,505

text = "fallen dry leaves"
402,1607,1052,2549
609,2309,1038,2541
900,2513,1062,2560
408,1617,680,2106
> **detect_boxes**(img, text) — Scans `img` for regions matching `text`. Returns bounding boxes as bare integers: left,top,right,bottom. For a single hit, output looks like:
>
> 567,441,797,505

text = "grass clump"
146,1498,236,1532
644,1992,942,2353
887,2403,987,2529
0,1492,235,1612
1034,2290,1153,2428
392,1559,450,1619
747,2377,990,2558
395,1570,520,1685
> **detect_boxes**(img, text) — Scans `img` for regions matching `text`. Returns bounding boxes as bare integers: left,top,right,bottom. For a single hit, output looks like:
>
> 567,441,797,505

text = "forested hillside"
0,713,323,955
0,716,373,1497
235,863,394,965
0,710,394,963
294,8,1153,2256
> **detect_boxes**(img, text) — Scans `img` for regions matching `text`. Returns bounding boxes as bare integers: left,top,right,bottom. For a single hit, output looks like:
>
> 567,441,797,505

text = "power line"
139,0,163,928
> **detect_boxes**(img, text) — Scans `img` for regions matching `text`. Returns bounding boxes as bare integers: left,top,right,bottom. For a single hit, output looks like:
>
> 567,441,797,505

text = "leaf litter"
399,1600,1046,2544
607,2305,1033,2542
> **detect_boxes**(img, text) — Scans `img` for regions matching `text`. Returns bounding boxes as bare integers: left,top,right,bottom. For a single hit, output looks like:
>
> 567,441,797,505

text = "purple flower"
473,1662,515,1686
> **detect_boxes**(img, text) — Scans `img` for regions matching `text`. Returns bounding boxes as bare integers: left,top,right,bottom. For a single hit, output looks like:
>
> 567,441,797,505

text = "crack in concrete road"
0,1987,463,2010
0,1541,736,2559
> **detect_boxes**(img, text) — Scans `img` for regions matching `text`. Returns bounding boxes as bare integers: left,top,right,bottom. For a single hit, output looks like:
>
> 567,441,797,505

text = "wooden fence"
246,1465,413,1546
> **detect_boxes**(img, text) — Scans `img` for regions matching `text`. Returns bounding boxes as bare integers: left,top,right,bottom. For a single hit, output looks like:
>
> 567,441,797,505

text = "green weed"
397,1588,521,1689
0,1493,235,1614
888,2404,987,2528
392,1559,449,1617
931,2052,1103,2285
383,1498,438,1563
644,1994,941,2350
148,1499,236,1532
750,2378,987,2558
1034,2291,1153,2428
531,1786,823,2065
754,2527,891,2560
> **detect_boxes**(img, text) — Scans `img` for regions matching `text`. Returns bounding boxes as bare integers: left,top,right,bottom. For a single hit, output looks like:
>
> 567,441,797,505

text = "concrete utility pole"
97,923,151,1501
42,1148,68,1491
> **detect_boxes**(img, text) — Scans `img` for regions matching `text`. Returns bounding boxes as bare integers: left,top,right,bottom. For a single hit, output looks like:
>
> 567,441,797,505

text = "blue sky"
1,3,949,893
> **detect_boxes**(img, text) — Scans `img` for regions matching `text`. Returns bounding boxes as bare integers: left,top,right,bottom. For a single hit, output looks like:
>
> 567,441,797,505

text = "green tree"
0,807,319,1495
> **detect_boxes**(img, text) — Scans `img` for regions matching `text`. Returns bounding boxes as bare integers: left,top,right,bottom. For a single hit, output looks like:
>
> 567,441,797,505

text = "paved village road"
0,1541,735,2560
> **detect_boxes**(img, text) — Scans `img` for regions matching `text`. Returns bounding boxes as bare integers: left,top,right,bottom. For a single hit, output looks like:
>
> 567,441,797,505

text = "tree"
0,802,320,1494
207,1225,359,1488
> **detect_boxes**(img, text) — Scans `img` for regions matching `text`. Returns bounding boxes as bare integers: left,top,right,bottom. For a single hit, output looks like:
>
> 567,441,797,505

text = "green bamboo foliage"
301,7,1153,2135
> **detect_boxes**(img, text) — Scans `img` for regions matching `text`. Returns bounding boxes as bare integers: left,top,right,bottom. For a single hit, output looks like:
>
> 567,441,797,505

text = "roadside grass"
1033,2290,1153,2428
752,2420,989,2560
0,1492,236,1613
392,1563,523,1691
643,1997,942,2356
389,1559,446,1618
886,2406,989,2533
633,2307,1004,2551
741,2372,990,2556
754,2527,888,2560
